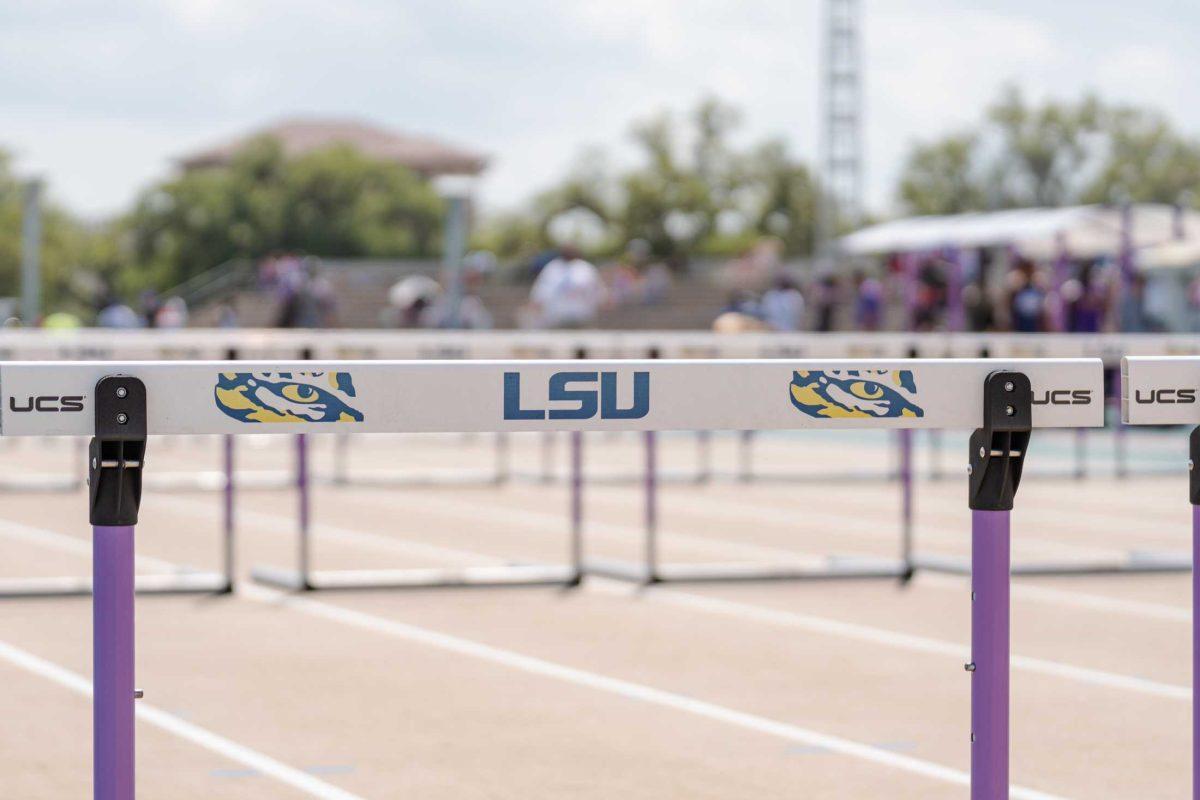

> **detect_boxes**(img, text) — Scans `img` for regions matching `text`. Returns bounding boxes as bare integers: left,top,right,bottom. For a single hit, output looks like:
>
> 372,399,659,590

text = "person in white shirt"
528,245,605,328
760,276,806,331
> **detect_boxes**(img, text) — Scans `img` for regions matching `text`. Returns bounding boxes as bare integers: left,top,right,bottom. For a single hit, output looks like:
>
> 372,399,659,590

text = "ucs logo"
9,395,85,412
1032,390,1093,405
504,371,649,420
1132,388,1196,404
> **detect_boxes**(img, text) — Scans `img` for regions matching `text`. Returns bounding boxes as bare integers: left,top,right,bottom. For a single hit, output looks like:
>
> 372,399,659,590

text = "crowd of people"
711,240,1190,335
382,241,675,331
41,237,1194,335
258,253,337,328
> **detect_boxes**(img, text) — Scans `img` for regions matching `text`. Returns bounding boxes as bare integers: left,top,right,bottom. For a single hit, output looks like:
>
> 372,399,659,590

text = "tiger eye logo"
214,372,364,423
788,369,924,419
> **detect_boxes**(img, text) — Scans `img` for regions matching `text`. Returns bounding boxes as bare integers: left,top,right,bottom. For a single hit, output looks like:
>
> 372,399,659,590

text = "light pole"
21,178,43,325
437,176,474,329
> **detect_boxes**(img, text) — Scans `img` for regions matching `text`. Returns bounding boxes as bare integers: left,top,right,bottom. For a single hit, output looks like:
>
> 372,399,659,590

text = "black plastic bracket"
1190,427,1200,506
88,376,147,526
968,371,1032,511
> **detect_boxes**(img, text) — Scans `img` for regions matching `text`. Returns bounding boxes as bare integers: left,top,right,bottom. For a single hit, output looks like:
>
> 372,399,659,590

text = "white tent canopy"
841,204,1200,266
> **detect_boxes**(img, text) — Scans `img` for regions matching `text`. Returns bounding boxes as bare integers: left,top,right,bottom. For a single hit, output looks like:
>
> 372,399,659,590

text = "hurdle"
0,356,1101,798
1122,354,1200,797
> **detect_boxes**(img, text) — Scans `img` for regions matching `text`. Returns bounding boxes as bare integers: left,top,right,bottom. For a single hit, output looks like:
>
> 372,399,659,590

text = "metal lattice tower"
818,0,863,255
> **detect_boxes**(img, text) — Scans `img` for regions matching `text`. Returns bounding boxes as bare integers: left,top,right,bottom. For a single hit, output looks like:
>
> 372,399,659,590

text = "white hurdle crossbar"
0,356,1103,800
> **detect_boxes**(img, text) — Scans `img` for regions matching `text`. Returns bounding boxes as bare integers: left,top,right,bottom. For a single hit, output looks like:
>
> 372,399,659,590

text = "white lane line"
615,586,1190,702
168,495,1194,699
0,638,366,800
0,514,1071,798
486,489,1192,626
240,583,1067,800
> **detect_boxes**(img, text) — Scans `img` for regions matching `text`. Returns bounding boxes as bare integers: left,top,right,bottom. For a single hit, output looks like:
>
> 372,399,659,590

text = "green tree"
506,97,822,261
126,138,444,290
896,87,1200,215
1082,106,1200,204
744,139,822,255
897,133,987,215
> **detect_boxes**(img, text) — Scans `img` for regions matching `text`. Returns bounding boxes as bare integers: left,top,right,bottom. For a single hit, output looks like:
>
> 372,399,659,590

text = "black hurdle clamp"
88,376,147,526
968,371,1032,512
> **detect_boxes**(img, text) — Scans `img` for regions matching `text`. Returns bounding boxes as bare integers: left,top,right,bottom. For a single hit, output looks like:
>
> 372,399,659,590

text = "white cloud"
0,0,1194,223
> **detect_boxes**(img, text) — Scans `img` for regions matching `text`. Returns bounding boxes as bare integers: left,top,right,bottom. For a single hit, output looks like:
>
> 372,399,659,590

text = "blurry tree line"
898,86,1200,214
1,87,1199,316
0,139,445,315
475,97,821,263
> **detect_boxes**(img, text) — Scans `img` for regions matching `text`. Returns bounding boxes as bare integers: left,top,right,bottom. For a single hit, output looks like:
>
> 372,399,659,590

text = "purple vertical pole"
645,430,658,582
296,434,310,584
94,524,135,800
945,247,965,333
971,509,1010,800
1193,503,1200,800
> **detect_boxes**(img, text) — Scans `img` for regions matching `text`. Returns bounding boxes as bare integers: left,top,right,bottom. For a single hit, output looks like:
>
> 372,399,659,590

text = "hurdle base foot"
250,564,581,592
585,557,912,585
0,571,231,599
914,551,1191,577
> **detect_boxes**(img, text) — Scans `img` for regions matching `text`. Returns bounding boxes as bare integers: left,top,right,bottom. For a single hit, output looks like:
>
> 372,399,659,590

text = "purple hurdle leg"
1194,503,1199,800
94,524,135,800
971,509,1010,800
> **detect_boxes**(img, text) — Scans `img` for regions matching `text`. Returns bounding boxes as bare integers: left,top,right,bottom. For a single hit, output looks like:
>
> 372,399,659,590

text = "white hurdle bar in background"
1121,355,1200,796
0,356,1102,800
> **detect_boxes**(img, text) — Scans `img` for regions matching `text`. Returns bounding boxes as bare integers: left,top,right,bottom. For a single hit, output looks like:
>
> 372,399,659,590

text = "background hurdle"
1121,355,1200,797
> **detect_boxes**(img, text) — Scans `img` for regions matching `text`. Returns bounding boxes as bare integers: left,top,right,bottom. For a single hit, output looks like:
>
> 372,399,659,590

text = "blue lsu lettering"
504,371,650,420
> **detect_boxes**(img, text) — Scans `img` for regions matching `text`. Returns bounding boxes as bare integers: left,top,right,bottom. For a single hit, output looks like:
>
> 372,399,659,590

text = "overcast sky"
1,0,1196,220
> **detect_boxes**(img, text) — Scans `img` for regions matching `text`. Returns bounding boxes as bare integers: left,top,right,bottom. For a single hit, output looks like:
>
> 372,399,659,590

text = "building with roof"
177,117,488,178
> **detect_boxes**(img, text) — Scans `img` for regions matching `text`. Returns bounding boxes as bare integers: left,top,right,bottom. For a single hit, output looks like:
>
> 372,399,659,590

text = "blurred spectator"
760,276,805,331
1006,257,1048,333
641,259,673,305
96,292,142,328
720,289,760,319
155,296,189,328
216,302,240,328
387,275,442,328
528,244,605,328
964,282,996,332
712,305,770,333
812,274,842,332
276,260,335,328
852,270,883,331
42,312,82,329
139,290,161,328
424,254,495,329
607,240,649,307
1063,261,1106,333
912,259,947,331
